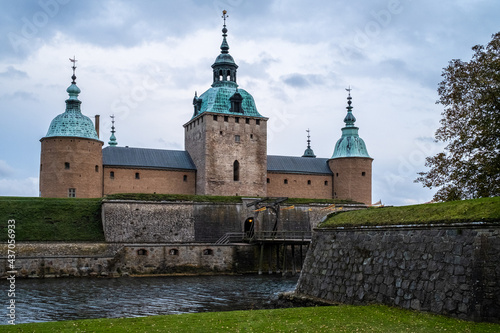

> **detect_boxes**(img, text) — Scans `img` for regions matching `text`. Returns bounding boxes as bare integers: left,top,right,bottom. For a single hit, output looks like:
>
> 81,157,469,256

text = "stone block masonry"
294,223,500,322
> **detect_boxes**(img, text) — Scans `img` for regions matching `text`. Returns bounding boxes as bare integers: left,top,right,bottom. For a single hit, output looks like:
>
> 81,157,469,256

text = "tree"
416,32,500,201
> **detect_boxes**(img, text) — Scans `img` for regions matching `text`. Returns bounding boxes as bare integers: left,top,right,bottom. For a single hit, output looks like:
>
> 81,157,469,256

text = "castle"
39,13,373,204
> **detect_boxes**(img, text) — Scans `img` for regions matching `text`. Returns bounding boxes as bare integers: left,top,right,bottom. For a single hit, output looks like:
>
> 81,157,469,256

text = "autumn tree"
416,32,500,201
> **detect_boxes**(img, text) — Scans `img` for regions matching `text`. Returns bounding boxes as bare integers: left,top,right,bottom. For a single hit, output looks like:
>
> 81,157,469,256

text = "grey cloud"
0,66,28,79
281,73,326,88
0,91,38,101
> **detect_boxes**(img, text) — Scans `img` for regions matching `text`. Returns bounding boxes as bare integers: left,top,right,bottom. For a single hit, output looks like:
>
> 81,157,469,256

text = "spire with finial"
302,128,316,158
211,10,238,86
343,86,356,127
331,86,371,159
66,56,81,101
108,115,118,146
220,10,229,54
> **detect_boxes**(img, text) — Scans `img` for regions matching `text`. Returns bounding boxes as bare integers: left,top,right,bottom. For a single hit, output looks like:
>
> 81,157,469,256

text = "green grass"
0,197,104,242
105,193,357,205
321,196,500,228
1,305,498,332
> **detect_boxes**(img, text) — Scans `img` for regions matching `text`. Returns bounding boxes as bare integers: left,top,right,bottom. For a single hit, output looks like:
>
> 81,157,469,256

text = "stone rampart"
0,242,257,278
101,200,359,243
294,223,500,322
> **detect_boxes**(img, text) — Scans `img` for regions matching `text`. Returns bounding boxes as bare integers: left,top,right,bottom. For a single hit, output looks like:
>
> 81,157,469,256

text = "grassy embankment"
2,304,499,332
321,196,500,228
0,197,104,242
0,194,356,241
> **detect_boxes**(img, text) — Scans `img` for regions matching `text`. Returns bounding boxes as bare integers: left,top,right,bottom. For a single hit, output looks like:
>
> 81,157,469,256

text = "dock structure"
249,231,312,276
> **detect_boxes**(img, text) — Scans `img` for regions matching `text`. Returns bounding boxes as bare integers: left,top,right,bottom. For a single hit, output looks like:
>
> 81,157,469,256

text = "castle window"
235,117,239,123
324,180,328,186
203,249,214,255
68,188,76,198
213,115,218,121
362,172,366,176
336,173,339,177
250,134,253,139
95,165,99,172
169,249,179,255
267,178,270,183
307,180,311,185
224,116,229,122
40,164,42,171
235,135,240,143
183,175,188,182
135,172,140,179
137,249,148,256
284,179,288,184
65,162,70,170
220,131,223,135
110,171,115,179
245,118,250,124
256,119,260,125
233,160,240,181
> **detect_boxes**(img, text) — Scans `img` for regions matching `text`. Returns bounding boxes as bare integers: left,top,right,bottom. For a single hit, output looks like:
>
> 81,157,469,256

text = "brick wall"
328,157,372,204
103,167,196,195
39,137,103,198
266,173,333,199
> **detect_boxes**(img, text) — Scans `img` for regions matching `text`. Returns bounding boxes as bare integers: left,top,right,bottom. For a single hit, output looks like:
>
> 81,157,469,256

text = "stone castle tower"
184,12,268,196
39,61,103,198
328,90,373,204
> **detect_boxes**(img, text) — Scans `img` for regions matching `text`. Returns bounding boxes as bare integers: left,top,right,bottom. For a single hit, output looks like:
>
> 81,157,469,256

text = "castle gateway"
39,14,373,204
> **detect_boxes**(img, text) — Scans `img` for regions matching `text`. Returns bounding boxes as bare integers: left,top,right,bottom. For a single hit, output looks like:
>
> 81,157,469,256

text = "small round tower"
328,89,373,205
39,59,103,198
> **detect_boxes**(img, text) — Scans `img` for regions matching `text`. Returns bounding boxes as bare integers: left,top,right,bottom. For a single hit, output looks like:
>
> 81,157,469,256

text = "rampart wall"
294,223,500,322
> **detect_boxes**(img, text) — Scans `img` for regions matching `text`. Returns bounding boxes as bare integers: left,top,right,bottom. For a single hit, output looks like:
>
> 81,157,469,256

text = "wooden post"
258,243,264,275
282,244,287,276
291,244,296,276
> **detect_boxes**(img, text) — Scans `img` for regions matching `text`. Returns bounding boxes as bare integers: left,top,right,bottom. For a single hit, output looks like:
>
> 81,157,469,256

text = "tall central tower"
184,11,268,196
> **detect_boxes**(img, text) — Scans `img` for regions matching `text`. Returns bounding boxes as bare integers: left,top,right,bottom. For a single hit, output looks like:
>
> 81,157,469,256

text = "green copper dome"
45,78,99,140
191,12,264,119
331,92,371,159
193,82,263,118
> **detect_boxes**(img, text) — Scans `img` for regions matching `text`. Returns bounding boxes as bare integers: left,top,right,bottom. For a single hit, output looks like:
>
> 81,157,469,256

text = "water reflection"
9,275,298,324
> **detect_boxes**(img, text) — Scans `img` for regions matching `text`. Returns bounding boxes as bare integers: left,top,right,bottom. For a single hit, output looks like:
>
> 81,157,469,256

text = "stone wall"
294,223,500,322
102,200,345,243
0,242,257,278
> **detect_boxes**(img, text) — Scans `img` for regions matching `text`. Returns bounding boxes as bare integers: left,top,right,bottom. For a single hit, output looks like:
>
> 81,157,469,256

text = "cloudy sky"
0,0,498,205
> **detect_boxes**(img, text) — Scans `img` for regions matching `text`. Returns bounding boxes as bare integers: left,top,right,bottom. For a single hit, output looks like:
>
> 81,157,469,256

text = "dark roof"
103,146,196,170
267,155,332,175
102,148,332,175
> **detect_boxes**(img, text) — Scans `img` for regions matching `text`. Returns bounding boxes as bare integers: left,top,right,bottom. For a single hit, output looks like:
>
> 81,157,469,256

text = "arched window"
233,160,240,181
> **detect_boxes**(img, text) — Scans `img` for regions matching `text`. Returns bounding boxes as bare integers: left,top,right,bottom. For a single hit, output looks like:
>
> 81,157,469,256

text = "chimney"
95,115,100,138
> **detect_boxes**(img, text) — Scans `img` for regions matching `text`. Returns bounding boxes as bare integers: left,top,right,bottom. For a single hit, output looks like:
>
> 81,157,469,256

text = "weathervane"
69,56,77,84
345,85,352,97
222,10,228,26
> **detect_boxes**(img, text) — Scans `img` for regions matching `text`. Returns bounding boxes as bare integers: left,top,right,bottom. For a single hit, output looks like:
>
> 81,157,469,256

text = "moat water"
7,274,299,324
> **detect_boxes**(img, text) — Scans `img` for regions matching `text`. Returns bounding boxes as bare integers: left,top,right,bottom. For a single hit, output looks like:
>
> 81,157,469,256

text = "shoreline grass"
1,305,499,332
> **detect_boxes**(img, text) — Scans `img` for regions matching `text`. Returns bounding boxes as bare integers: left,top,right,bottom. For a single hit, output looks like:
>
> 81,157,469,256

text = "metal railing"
249,231,312,242
215,232,246,244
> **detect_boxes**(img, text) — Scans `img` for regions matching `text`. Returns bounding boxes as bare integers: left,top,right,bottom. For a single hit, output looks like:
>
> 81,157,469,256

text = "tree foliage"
416,32,500,201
